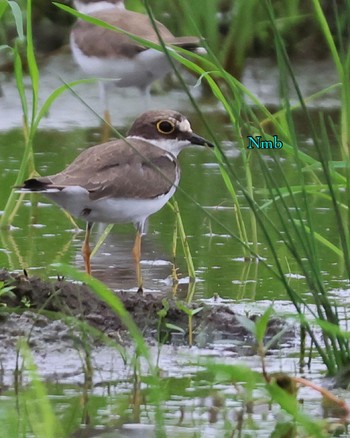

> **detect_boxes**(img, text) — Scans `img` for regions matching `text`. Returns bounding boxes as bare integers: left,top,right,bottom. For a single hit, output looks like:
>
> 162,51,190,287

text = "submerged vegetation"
1,0,350,436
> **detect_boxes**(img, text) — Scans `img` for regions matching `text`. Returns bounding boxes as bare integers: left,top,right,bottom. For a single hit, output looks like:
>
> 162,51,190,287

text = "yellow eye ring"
156,120,175,134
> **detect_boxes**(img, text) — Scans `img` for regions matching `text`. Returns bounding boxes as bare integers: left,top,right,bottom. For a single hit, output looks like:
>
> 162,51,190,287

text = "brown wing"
41,139,177,200
72,9,200,58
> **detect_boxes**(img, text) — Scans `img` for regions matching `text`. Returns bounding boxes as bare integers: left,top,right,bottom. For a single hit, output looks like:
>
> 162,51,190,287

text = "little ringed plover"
19,110,213,291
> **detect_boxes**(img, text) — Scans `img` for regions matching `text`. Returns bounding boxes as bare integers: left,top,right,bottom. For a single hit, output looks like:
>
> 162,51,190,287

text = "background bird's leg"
140,85,151,111
132,226,143,292
99,81,111,141
82,222,93,275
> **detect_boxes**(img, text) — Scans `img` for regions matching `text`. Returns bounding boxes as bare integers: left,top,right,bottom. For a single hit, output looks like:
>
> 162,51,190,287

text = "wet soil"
0,268,288,347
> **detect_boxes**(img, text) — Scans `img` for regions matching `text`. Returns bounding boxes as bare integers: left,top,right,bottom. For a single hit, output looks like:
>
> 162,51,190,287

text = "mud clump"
0,269,290,348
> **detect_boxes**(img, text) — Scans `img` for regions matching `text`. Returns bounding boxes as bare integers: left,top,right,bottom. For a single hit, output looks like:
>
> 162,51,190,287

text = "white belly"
70,36,172,89
46,184,176,227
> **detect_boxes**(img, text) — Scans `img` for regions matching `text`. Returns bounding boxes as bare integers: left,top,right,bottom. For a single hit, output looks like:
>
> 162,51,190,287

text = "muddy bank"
0,269,290,348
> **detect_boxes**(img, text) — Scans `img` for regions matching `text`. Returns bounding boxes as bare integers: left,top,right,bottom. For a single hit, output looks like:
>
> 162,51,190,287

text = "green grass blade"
8,0,24,40
293,220,343,257
168,200,196,284
0,1,8,18
20,342,63,438
13,44,28,127
33,78,97,132
90,224,114,258
54,264,151,361
311,0,342,74
25,0,39,128
267,382,327,437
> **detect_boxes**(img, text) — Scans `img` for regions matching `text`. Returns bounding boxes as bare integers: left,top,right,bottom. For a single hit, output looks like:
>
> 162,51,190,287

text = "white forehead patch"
173,118,191,133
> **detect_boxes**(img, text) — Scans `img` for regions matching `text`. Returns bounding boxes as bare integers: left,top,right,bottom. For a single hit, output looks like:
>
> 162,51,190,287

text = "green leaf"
25,0,39,125
13,46,28,120
28,78,107,219
165,323,185,333
267,382,327,437
316,319,350,339
205,362,264,392
8,1,24,40
191,306,204,316
19,341,63,438
176,301,192,316
255,306,274,344
157,298,170,318
168,200,196,286
0,0,8,19
235,314,257,337
53,264,151,361
293,219,343,257
265,325,291,351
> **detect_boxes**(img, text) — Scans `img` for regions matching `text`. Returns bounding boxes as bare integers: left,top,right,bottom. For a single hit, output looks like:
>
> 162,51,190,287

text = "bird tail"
22,178,49,190
15,178,60,193
169,37,207,55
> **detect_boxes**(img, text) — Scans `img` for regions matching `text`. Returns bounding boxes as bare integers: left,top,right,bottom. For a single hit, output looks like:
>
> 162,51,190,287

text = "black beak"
190,132,214,148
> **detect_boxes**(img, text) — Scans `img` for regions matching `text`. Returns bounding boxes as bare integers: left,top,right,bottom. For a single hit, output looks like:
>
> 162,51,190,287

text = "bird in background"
70,0,205,125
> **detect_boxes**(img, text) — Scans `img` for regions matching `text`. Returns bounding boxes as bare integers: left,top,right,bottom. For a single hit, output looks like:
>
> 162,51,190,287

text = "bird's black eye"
156,120,175,134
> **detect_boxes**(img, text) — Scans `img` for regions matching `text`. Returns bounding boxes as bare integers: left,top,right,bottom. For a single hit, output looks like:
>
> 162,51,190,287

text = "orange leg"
132,231,143,292
82,222,93,275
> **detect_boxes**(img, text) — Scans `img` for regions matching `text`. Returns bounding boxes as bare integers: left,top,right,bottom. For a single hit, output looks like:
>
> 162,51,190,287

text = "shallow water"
0,309,345,438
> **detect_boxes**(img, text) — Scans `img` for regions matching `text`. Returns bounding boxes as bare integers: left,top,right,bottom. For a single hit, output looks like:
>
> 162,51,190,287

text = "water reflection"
77,229,175,293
